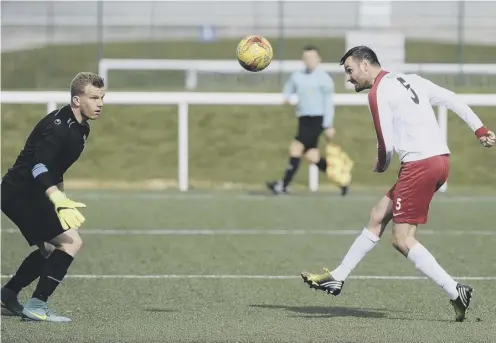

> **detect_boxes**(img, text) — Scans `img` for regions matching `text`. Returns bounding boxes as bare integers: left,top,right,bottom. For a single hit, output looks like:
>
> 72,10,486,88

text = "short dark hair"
302,45,320,54
340,46,380,66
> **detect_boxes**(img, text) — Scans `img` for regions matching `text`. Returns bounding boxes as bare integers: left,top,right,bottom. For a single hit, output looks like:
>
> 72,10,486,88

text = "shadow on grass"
245,189,343,198
142,308,176,313
250,304,454,322
1,308,19,317
250,304,388,319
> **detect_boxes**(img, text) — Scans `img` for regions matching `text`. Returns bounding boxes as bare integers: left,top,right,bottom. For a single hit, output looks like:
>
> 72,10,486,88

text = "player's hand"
324,127,335,140
372,146,380,172
479,130,495,148
372,158,385,173
372,159,379,172
48,190,86,230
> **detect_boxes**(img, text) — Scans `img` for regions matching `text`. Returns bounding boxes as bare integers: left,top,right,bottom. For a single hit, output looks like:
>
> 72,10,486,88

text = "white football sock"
407,243,458,300
330,228,380,281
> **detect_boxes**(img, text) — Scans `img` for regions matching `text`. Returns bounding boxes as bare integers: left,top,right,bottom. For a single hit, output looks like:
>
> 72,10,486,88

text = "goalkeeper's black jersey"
2,105,90,193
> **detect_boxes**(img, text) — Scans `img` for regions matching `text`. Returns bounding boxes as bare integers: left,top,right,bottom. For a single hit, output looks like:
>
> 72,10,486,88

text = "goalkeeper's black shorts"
295,115,324,151
1,182,65,246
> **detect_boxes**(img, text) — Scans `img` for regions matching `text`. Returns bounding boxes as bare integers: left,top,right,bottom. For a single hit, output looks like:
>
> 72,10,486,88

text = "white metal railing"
98,58,496,89
2,91,496,192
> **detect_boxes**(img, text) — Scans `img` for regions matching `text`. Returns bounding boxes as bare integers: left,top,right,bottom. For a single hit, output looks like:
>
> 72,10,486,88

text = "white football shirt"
368,71,487,172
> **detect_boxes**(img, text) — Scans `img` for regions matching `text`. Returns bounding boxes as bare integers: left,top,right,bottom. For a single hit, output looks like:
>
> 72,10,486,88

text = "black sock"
316,158,327,173
282,157,301,188
4,250,45,294
32,249,74,302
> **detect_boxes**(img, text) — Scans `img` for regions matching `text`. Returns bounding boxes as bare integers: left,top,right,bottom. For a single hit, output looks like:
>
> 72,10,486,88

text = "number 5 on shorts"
395,198,402,211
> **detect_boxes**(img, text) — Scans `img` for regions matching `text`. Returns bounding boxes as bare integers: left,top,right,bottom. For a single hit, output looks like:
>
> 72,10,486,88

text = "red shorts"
386,154,450,224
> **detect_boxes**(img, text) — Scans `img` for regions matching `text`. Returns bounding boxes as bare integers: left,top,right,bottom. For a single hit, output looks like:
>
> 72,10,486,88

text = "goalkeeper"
1,72,105,322
266,45,353,196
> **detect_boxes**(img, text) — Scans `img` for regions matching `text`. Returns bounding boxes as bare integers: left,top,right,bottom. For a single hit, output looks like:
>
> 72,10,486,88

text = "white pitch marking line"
2,228,495,236
1,274,495,280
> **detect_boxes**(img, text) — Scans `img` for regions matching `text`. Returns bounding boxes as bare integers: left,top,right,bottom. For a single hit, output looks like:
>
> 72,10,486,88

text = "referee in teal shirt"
267,45,347,196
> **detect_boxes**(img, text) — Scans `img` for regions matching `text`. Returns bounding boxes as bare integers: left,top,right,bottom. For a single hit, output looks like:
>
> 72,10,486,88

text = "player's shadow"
246,190,338,198
142,308,176,313
250,305,453,322
249,304,389,319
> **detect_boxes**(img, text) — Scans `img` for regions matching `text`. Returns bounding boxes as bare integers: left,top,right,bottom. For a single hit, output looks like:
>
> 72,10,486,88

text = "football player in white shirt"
301,46,495,322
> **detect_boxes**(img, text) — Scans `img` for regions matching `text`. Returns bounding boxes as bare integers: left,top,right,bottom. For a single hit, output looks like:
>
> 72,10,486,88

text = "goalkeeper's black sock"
316,158,327,173
4,249,45,294
282,157,301,188
32,249,74,302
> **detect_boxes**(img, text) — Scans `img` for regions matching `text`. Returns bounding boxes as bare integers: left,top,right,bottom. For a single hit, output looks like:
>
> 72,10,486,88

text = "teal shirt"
283,67,335,128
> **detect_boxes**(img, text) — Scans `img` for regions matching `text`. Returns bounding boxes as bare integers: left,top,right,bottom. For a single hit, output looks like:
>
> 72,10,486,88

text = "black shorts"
295,115,324,151
1,182,65,246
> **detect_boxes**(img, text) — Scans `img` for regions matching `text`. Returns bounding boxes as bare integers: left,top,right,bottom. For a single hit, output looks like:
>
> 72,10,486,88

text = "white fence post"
185,70,198,90
437,105,448,193
99,60,108,86
178,102,189,191
308,165,319,192
47,101,57,113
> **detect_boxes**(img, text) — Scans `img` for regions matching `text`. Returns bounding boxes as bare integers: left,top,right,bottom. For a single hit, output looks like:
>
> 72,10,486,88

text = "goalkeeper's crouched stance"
1,72,105,322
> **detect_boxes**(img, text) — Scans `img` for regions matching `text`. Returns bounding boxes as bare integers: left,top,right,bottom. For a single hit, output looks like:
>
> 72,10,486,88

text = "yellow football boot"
301,268,344,296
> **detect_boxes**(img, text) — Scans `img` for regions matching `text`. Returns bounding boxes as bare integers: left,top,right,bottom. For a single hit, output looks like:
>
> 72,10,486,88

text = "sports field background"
2,190,496,342
1,36,496,342
1,37,496,190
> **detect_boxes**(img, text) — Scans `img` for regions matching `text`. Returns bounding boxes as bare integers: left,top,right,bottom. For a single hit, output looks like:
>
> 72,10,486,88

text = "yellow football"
236,35,273,72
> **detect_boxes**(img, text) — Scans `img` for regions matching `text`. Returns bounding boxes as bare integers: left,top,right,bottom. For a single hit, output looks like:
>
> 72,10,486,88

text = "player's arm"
322,74,335,129
31,124,86,229
31,124,67,192
368,85,394,173
282,72,296,104
415,75,494,144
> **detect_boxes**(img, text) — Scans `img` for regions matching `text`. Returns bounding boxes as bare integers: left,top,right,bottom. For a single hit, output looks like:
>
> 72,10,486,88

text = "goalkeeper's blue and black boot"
266,180,288,195
1,286,24,316
22,298,71,322
450,283,473,322
301,268,344,296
